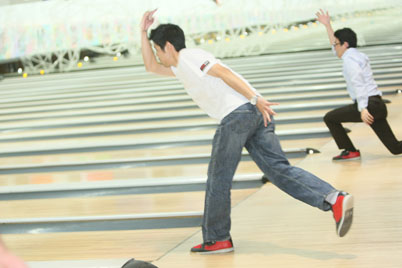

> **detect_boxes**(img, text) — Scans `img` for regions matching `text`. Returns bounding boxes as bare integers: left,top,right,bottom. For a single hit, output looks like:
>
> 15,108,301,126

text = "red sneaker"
191,239,234,254
333,150,361,161
332,192,354,237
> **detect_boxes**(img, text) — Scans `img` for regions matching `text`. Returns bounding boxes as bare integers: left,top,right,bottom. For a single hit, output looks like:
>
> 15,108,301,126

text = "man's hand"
315,9,331,27
361,108,374,125
140,9,157,32
206,64,278,124
256,97,279,127
315,9,336,47
0,245,28,268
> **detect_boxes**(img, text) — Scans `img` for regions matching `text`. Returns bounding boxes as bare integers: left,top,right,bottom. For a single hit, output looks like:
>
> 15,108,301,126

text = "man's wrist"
250,95,259,105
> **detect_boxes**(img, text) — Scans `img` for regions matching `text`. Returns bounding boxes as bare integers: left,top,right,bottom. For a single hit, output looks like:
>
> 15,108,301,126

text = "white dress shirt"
341,48,382,111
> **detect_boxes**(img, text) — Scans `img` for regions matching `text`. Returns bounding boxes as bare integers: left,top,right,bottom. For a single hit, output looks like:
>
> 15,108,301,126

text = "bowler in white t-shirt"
140,9,354,254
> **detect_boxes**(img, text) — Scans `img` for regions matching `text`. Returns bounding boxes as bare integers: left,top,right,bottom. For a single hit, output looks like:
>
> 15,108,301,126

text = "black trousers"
324,95,402,155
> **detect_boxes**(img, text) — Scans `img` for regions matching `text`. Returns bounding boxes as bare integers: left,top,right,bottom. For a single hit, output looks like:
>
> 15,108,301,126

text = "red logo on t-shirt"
200,60,210,71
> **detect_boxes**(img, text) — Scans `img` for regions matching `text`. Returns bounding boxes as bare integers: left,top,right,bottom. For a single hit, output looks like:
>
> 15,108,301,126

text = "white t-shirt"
171,48,258,121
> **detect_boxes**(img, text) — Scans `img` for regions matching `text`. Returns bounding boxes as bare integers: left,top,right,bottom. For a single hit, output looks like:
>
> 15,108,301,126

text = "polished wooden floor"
2,94,401,268
153,95,402,268
1,44,402,268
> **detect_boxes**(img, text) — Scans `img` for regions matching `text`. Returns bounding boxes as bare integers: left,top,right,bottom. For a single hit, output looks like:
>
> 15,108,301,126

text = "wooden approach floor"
2,95,400,267
151,95,402,268
150,96,402,268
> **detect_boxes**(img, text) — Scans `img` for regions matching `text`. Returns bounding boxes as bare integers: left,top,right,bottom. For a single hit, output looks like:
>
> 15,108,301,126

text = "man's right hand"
315,9,336,46
256,97,279,127
0,248,28,268
140,9,157,32
315,9,331,27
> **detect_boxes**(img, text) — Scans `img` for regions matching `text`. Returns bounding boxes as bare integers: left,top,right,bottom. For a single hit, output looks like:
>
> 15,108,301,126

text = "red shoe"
332,192,354,237
333,150,361,161
191,239,234,254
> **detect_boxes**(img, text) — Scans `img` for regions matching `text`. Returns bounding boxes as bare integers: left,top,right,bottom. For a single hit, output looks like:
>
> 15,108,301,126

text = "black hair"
149,23,186,52
334,28,357,48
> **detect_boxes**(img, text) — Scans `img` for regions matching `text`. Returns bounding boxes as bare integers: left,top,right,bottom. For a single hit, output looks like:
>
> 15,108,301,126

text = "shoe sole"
192,247,234,254
337,194,354,237
333,157,361,161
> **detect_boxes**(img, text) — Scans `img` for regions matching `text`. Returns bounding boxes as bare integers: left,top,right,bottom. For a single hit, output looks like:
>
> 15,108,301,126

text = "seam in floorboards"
152,186,265,263
153,228,202,262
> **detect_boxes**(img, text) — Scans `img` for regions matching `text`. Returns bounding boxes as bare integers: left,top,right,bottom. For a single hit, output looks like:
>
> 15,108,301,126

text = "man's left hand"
361,108,374,125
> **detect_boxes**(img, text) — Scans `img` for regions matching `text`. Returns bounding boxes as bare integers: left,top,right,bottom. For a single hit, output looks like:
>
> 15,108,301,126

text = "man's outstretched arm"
316,9,336,46
140,10,174,77
207,64,278,127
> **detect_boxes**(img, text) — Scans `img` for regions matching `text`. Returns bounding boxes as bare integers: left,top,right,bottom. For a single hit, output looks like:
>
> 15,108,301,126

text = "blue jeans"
202,103,336,242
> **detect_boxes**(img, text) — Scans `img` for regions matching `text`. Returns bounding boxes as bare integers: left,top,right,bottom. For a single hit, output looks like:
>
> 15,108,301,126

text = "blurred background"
1,0,402,77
